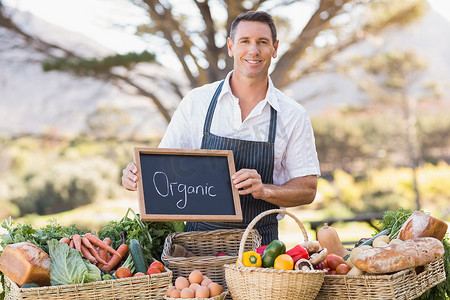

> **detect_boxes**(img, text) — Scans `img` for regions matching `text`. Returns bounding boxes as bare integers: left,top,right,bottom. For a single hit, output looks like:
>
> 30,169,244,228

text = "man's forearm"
261,175,318,207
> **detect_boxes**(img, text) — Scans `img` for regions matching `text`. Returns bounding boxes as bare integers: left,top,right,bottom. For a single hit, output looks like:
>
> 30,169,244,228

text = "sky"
4,0,450,68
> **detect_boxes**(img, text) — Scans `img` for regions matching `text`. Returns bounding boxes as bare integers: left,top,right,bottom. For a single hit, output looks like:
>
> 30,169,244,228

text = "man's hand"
121,162,139,191
232,168,265,199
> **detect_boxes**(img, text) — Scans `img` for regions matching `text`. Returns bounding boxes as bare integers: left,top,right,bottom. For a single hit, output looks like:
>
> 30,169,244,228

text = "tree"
351,50,434,210
1,0,426,123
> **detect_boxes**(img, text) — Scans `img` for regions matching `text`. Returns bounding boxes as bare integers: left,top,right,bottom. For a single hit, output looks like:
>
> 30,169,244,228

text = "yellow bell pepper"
242,251,262,267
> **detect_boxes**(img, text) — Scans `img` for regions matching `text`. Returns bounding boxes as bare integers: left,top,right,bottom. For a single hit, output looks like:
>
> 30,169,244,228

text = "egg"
175,276,190,290
208,282,223,297
166,286,176,296
195,285,210,298
188,270,203,284
180,287,195,298
169,288,181,298
189,282,200,291
201,276,213,287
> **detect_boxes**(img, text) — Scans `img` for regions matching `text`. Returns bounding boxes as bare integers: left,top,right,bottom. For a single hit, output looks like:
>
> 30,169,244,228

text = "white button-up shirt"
159,71,320,185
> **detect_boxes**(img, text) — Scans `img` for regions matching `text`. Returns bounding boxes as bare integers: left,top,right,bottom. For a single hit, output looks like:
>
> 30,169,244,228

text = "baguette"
355,237,444,274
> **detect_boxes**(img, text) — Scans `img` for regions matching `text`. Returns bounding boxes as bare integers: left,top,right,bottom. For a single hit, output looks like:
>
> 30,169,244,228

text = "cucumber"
129,239,148,274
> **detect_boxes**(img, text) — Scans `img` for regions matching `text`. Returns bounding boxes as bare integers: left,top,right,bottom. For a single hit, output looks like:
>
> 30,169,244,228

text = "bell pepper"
256,245,268,256
242,251,262,267
285,244,308,264
261,239,286,268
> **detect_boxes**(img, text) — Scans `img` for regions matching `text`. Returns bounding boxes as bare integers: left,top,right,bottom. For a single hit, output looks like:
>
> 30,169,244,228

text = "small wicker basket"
4,269,172,300
224,209,327,300
315,258,446,300
161,228,261,290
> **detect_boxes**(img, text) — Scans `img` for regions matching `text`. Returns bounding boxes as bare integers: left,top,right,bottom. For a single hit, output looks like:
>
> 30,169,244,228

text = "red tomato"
147,267,162,275
335,263,351,275
325,254,346,270
149,261,165,272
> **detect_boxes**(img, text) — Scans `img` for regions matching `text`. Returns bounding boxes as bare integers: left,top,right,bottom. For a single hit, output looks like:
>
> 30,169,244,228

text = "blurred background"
0,0,449,243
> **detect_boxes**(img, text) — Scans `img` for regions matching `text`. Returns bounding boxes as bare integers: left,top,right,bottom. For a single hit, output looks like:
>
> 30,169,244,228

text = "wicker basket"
164,290,228,300
4,269,172,300
224,209,327,300
161,228,261,290
315,258,446,300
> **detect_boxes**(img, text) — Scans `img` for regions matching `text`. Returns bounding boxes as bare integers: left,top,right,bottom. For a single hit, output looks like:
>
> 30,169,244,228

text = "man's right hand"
121,162,139,191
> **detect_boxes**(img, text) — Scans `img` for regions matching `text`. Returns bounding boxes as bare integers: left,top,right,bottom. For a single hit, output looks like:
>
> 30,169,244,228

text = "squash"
317,223,349,258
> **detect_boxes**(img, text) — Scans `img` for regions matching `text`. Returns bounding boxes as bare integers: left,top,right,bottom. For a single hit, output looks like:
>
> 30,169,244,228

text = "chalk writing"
152,171,217,209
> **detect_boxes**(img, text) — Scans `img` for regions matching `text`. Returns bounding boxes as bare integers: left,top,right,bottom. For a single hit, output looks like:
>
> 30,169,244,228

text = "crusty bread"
398,211,448,241
355,237,444,274
0,242,51,287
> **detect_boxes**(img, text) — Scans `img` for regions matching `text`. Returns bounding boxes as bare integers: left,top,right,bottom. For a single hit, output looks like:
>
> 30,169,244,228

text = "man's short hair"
230,11,277,44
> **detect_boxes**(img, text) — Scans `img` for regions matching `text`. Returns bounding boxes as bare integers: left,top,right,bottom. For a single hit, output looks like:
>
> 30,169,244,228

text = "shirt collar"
219,71,280,112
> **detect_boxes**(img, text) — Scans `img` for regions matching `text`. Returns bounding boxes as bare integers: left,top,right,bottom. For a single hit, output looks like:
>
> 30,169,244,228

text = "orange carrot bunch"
59,233,128,271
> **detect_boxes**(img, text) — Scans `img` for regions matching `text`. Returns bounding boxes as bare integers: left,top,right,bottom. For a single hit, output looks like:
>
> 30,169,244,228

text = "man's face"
227,21,279,80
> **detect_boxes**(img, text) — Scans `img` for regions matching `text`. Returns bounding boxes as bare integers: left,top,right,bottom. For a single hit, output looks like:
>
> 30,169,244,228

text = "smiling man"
122,11,320,245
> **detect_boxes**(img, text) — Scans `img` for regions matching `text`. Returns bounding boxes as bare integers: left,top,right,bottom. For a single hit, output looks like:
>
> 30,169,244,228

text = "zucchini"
129,239,148,274
344,228,392,261
261,239,286,268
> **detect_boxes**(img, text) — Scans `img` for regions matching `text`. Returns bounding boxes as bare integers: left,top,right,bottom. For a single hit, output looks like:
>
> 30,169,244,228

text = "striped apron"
185,80,279,245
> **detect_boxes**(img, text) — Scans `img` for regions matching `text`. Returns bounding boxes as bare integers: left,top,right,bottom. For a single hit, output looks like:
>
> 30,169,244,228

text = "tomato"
133,272,146,277
149,261,165,272
147,267,162,275
325,253,345,270
116,267,132,278
335,263,351,275
273,254,294,270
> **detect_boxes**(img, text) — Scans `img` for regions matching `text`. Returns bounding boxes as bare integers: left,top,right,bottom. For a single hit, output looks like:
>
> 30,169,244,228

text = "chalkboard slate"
134,147,242,222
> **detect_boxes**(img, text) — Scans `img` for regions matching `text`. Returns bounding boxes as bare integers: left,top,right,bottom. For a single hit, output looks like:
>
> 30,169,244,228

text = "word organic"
152,171,217,209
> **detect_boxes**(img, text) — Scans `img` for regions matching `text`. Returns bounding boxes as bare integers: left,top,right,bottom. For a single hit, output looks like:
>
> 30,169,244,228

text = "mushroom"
308,248,328,266
295,258,314,271
300,241,321,255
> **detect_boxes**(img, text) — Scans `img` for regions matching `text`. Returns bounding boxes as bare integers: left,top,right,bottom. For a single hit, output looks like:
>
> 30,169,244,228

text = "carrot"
102,237,112,262
102,244,129,272
59,237,70,244
80,245,97,264
69,239,74,248
103,237,112,246
72,234,82,252
88,246,107,265
84,233,119,256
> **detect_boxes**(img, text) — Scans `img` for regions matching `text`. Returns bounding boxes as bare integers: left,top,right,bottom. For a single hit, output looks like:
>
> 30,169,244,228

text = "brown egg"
166,286,176,296
195,285,210,298
180,287,195,298
201,276,213,287
175,276,190,290
188,270,203,284
169,288,181,298
208,282,223,297
189,282,200,291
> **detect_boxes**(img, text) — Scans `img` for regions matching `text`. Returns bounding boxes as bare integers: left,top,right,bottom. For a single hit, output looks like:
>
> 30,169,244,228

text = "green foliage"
1,217,86,253
11,157,119,216
42,51,156,76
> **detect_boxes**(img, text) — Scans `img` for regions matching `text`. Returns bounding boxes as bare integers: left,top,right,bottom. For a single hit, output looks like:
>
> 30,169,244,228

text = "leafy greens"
48,239,101,286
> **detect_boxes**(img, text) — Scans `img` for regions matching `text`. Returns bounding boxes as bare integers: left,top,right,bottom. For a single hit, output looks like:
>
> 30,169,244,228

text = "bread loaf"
355,237,444,274
397,211,448,241
0,242,51,287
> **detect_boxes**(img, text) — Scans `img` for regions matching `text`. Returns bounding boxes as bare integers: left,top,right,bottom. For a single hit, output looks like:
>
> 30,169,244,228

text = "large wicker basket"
224,209,327,300
315,258,446,300
161,228,261,290
4,269,172,300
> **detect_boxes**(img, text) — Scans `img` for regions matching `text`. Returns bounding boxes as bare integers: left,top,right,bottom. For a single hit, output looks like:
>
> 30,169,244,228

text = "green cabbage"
47,239,101,286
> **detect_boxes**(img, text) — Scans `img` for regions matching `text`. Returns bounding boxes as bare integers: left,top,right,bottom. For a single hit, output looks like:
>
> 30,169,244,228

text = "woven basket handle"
237,209,309,266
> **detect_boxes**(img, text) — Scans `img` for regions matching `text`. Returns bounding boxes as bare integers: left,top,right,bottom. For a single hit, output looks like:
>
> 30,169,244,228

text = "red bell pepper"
285,244,308,264
256,245,268,256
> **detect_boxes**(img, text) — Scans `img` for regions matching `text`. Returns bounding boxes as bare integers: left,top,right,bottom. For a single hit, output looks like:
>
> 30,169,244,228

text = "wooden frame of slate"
134,147,243,222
